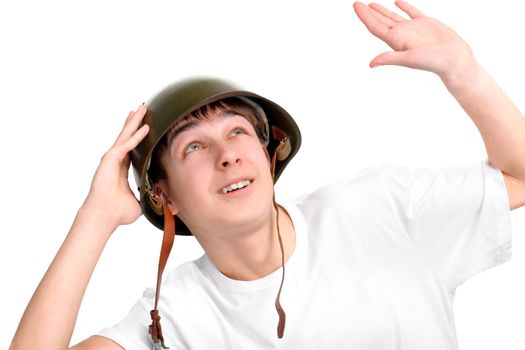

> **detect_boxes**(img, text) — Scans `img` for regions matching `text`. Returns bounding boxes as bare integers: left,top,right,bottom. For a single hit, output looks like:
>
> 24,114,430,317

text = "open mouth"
220,179,254,194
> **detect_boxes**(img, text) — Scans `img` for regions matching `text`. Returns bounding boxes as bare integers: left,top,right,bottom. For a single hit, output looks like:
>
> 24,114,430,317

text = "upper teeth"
222,180,252,194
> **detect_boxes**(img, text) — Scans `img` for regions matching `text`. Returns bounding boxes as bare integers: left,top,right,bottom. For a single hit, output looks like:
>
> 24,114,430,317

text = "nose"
216,142,241,169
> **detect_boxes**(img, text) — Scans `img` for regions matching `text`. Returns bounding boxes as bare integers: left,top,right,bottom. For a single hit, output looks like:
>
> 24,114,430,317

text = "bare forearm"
9,104,149,349
10,206,117,350
442,61,525,180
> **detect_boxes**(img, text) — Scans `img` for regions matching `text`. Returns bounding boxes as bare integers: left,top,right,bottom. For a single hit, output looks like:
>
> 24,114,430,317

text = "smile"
221,179,253,194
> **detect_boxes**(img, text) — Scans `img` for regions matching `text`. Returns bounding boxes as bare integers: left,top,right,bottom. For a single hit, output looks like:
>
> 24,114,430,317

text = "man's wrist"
440,59,489,102
76,202,120,238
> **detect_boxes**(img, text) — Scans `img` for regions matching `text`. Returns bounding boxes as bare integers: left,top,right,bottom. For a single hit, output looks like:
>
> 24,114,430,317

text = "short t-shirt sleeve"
380,158,512,291
97,288,155,350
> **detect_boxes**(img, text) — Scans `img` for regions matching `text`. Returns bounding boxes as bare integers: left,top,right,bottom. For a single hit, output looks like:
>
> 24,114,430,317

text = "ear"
153,180,179,216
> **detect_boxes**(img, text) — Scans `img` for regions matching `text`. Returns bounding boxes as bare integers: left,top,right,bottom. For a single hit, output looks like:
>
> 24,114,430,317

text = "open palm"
353,1,475,80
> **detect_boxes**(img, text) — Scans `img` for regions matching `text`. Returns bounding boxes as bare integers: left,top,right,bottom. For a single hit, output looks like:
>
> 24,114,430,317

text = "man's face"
157,109,274,237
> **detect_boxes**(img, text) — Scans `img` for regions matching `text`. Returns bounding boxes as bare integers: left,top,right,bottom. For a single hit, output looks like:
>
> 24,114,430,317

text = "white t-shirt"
98,158,512,349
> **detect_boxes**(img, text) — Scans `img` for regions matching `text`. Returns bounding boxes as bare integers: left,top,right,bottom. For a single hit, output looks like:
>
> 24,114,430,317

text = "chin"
216,200,273,228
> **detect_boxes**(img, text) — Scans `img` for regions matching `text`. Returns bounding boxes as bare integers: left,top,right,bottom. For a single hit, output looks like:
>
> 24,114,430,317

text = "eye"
231,127,248,137
184,142,201,155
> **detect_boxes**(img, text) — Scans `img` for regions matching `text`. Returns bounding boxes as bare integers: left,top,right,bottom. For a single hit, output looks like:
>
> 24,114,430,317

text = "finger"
395,0,424,19
369,2,407,22
353,2,390,40
114,109,139,146
121,110,138,132
114,105,148,146
370,51,407,67
366,4,396,28
110,123,150,164
114,110,138,144
124,110,135,125
120,123,150,153
121,104,147,137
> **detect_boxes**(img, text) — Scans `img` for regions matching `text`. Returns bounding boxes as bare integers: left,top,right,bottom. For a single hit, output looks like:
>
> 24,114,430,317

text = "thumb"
369,51,408,68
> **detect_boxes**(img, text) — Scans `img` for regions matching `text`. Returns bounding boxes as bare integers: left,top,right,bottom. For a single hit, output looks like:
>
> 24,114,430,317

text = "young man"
10,1,525,349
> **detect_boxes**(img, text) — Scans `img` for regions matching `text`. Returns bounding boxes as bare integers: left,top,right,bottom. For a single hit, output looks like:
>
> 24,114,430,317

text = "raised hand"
353,1,476,81
82,105,150,229
10,106,151,350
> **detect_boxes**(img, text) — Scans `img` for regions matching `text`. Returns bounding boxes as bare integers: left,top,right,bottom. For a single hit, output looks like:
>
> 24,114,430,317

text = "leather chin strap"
270,142,287,339
149,204,174,349
149,141,288,348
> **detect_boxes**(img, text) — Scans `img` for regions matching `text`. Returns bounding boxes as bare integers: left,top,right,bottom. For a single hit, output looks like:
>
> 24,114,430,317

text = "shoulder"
285,164,394,224
162,256,212,292
296,164,387,205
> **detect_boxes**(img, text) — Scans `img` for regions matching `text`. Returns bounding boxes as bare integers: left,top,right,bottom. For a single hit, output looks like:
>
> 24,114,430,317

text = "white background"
1,0,524,348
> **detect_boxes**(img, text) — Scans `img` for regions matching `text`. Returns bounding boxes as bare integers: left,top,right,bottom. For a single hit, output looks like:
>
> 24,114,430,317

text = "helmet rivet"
148,192,164,216
276,136,291,161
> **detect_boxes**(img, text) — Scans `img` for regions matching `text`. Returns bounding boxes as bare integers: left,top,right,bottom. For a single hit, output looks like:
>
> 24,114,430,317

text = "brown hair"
148,97,268,184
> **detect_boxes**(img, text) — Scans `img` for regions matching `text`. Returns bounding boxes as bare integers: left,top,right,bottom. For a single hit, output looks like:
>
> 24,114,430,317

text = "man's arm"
9,105,149,349
9,206,119,350
441,62,525,210
502,173,525,210
353,1,525,209
70,335,123,350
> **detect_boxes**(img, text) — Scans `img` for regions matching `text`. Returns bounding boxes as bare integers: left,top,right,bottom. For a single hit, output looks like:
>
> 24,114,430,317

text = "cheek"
165,162,208,201
258,146,272,171
243,139,269,162
246,145,274,183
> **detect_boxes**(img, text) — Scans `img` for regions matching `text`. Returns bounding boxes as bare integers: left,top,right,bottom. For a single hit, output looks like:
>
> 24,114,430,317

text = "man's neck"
198,204,296,281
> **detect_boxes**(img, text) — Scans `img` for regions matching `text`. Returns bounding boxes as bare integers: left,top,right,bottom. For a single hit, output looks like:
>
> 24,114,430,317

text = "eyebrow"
167,110,243,148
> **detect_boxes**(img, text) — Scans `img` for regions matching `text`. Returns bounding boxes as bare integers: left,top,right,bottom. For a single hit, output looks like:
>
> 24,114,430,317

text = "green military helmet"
130,77,302,235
